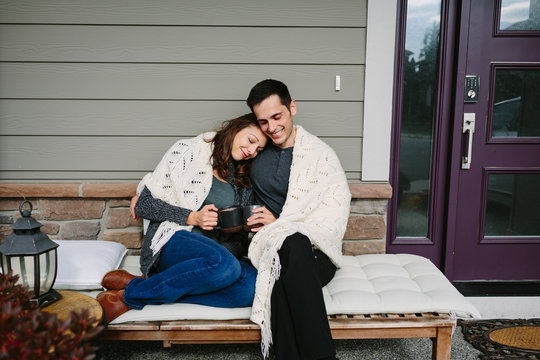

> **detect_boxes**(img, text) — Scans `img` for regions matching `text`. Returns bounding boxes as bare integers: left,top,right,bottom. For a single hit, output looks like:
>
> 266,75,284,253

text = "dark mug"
217,206,243,233
242,205,264,231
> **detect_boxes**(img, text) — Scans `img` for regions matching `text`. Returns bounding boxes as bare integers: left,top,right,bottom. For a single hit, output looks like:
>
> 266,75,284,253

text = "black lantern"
0,200,62,307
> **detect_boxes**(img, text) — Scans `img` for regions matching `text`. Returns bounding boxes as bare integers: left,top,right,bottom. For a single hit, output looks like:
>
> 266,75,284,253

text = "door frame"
444,0,473,279
386,0,461,269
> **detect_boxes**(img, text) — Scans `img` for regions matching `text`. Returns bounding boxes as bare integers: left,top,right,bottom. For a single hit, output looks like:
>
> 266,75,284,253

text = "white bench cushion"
106,253,480,324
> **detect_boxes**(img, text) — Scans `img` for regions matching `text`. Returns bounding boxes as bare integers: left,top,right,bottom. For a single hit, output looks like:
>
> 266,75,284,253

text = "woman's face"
231,124,267,161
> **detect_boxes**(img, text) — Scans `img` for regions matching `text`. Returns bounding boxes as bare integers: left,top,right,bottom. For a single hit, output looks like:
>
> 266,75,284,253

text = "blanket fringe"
259,252,282,358
450,310,457,336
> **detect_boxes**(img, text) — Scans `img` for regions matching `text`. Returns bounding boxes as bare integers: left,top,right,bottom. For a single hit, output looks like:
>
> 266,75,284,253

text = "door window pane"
500,0,540,30
485,173,540,236
396,0,442,237
492,69,540,138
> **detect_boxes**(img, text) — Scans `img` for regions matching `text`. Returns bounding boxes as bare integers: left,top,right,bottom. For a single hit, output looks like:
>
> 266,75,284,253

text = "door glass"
492,69,540,138
396,0,442,237
485,173,540,236
499,0,540,30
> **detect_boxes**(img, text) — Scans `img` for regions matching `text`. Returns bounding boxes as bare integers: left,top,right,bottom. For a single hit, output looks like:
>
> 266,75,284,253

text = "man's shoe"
96,289,129,323
101,269,143,290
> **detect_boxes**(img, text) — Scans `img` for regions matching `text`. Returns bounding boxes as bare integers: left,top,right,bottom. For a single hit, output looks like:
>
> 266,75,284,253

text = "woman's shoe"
96,289,129,322
101,269,143,290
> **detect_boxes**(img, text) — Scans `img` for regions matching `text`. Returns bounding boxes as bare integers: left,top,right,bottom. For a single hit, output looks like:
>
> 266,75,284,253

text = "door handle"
461,113,475,169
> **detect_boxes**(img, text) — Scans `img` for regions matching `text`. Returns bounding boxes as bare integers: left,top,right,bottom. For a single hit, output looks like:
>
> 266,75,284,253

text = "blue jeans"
123,230,256,310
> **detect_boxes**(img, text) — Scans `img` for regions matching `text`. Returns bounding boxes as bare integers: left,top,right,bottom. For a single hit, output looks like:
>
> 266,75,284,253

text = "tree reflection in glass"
396,0,441,237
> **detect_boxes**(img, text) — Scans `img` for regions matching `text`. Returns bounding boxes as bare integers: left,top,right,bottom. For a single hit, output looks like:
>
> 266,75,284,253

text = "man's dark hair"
246,79,292,111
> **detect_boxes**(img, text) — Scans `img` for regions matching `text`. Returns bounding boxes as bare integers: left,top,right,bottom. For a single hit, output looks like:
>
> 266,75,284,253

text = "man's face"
252,94,297,149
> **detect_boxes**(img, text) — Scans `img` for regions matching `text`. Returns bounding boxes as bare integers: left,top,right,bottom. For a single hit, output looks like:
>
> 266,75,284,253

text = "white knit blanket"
248,126,351,357
137,133,215,256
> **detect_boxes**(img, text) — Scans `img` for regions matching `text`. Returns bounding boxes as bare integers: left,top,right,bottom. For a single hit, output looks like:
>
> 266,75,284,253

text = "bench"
103,313,456,359
92,253,479,360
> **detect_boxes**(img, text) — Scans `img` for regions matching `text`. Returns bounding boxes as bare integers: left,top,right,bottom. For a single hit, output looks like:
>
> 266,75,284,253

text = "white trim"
361,0,398,181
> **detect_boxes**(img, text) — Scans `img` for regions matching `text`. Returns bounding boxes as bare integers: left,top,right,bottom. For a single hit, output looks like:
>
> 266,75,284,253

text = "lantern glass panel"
1,254,6,274
39,250,56,294
8,255,36,289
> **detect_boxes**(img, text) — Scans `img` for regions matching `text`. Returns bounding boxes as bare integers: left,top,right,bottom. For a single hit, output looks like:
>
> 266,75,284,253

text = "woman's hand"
186,204,218,230
130,195,140,220
247,206,276,232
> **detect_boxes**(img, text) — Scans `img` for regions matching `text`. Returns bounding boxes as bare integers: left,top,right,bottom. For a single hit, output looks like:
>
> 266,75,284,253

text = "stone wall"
0,183,391,254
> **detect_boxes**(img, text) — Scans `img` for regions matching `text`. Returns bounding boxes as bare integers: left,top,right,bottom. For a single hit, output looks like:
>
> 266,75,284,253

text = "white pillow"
53,240,127,290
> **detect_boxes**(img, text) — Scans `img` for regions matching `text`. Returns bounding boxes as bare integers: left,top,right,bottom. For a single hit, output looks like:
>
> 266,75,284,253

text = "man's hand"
130,195,140,220
247,206,276,232
186,204,218,230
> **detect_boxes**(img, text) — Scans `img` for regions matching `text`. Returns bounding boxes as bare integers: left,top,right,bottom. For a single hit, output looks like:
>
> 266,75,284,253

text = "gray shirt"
251,144,293,218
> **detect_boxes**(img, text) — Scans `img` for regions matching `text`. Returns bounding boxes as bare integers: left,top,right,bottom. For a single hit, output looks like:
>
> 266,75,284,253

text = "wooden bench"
102,312,455,359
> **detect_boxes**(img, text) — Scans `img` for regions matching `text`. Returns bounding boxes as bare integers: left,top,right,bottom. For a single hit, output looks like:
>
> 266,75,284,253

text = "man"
245,79,351,360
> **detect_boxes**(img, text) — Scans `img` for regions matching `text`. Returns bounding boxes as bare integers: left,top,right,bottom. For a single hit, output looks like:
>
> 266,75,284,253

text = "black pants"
271,233,337,360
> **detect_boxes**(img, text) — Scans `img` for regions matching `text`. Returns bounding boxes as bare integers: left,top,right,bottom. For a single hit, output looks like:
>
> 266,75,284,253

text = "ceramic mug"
242,205,264,231
216,206,243,233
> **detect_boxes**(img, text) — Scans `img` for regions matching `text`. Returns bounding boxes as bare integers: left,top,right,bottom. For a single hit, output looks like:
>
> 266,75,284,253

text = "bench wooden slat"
103,312,456,360
107,321,160,331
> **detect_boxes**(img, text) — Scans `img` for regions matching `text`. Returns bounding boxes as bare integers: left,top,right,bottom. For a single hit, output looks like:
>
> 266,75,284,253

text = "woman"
97,113,267,322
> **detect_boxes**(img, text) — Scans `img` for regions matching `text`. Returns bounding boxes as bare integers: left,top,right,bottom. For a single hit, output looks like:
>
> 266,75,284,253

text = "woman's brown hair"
210,113,261,188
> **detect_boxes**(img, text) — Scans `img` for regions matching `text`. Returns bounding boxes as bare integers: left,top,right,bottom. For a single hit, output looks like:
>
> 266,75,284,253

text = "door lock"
465,75,479,103
462,113,476,169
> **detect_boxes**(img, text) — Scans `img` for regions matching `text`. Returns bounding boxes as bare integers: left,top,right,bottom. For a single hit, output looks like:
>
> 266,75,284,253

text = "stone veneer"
0,183,391,255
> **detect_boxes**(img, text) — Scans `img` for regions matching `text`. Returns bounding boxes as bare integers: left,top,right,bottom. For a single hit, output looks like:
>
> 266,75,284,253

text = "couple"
97,79,351,360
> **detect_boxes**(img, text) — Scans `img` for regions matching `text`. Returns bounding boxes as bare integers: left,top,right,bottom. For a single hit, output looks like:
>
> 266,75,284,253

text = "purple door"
446,0,540,280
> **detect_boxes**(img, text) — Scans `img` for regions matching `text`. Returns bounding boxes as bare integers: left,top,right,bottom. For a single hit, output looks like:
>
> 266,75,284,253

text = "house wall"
0,0,395,254
0,0,367,181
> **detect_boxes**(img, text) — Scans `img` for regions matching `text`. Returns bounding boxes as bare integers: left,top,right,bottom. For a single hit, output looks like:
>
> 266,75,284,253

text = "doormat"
459,318,540,359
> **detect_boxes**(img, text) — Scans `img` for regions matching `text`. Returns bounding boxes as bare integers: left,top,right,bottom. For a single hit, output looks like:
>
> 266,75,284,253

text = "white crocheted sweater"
137,133,215,256
248,126,351,357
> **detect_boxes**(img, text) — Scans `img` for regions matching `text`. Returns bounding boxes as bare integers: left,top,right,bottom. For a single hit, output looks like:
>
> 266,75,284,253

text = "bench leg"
431,326,452,360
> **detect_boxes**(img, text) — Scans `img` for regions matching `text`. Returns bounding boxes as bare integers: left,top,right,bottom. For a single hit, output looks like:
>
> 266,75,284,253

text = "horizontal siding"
0,100,363,137
0,0,366,182
0,171,362,181
0,135,361,172
0,0,367,27
0,63,364,101
0,25,365,64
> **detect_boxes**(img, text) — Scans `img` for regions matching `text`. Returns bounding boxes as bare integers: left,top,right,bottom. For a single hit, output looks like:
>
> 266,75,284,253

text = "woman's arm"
134,186,219,230
134,186,191,225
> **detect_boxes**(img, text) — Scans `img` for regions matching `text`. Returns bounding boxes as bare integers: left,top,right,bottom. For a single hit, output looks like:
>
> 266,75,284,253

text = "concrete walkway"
100,326,481,359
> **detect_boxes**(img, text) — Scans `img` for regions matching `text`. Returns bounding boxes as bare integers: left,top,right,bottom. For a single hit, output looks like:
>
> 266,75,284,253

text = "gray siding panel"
0,136,361,172
0,63,365,101
0,171,362,181
0,0,367,27
0,25,365,64
0,0,367,182
1,100,363,137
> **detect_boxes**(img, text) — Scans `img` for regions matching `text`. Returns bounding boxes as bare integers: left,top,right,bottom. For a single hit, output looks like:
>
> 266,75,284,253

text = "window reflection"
492,69,540,138
500,0,540,31
396,0,442,237
485,173,540,236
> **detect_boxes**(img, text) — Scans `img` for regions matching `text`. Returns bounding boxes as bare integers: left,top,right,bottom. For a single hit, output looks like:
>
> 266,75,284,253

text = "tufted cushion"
322,254,480,318
106,253,480,324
